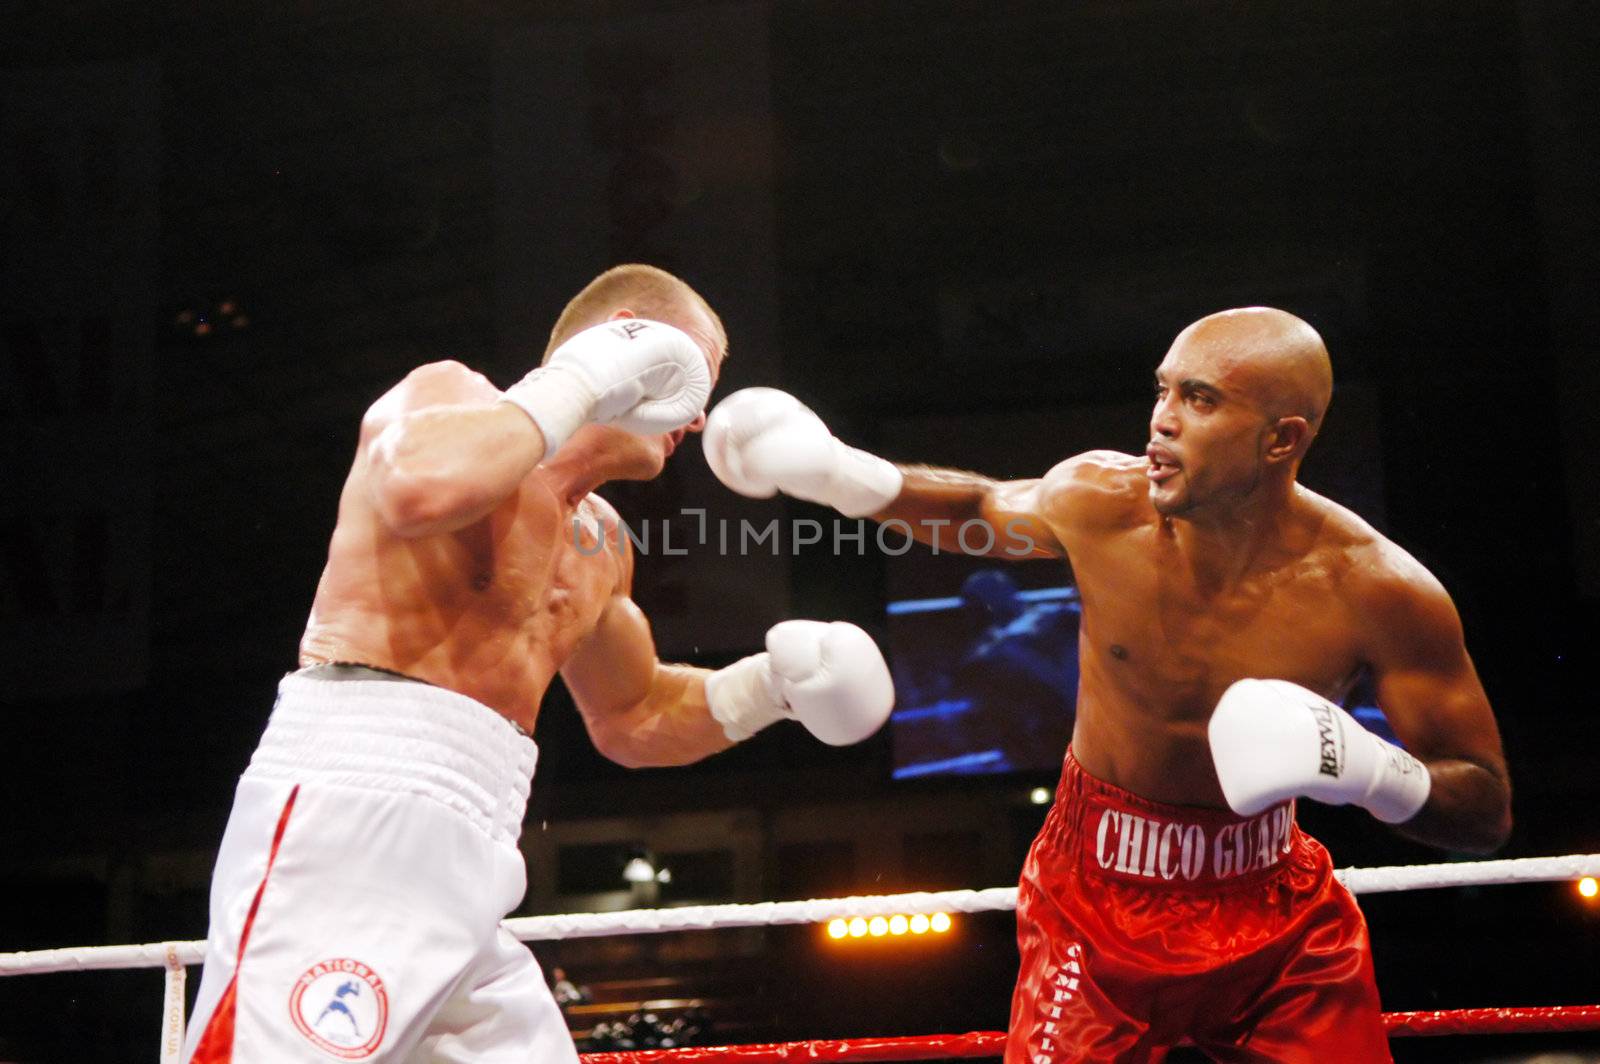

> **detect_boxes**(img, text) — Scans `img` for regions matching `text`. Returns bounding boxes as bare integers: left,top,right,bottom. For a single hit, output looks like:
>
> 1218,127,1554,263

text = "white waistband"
246,672,538,849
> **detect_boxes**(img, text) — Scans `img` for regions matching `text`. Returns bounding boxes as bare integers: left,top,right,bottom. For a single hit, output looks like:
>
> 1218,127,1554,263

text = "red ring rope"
578,1006,1600,1063
1383,1005,1600,1036
582,1033,1003,1064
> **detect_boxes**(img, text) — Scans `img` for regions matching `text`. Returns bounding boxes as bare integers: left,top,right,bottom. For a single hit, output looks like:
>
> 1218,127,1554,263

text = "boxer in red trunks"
702,307,1512,1062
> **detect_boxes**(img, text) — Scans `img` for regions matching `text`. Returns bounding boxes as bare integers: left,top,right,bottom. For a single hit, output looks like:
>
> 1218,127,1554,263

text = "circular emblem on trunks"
288,957,389,1059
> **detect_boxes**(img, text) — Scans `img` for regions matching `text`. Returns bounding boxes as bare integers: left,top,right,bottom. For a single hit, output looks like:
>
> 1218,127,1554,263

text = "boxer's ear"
1264,416,1309,464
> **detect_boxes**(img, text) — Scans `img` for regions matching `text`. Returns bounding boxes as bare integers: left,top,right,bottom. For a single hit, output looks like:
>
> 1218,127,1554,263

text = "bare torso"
1048,452,1388,805
298,364,627,733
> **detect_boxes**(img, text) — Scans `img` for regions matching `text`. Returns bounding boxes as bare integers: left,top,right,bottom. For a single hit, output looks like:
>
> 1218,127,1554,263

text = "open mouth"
1146,444,1181,484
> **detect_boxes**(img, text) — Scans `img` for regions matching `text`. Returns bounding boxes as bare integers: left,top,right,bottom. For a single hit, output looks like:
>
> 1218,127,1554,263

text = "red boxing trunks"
1005,751,1390,1064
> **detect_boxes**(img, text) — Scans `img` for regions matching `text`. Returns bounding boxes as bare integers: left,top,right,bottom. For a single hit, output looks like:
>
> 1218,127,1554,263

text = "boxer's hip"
1033,748,1310,891
1017,748,1356,980
1007,750,1373,1055
243,668,539,850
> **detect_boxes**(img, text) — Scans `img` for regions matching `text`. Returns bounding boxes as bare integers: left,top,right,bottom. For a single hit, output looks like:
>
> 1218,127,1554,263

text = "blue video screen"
887,570,1081,779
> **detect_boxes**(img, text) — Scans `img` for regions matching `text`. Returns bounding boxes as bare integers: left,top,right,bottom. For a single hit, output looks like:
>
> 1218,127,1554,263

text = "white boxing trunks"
184,669,575,1063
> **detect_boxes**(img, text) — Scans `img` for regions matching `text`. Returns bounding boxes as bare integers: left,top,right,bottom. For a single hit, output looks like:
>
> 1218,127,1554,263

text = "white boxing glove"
1208,678,1431,824
501,318,712,456
705,620,895,745
703,388,903,518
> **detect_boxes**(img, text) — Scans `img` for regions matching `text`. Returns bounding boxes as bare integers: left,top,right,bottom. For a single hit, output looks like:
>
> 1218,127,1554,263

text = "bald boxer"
185,265,894,1063
704,307,1511,1063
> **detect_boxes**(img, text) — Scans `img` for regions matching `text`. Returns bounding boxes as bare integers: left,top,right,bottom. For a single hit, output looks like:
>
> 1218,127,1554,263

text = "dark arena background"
2,2,1598,1062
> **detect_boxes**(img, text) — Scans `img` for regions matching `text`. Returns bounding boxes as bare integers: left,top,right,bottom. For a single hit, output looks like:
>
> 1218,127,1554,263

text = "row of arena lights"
824,786,1034,941
826,882,1600,940
826,913,953,940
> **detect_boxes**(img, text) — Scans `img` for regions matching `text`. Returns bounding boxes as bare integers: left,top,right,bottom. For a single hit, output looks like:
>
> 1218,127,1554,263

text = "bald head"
1170,307,1332,435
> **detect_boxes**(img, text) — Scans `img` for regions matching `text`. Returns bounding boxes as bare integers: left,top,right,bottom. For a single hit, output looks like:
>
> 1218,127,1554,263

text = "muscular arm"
877,451,1145,560
704,391,1116,560
1363,565,1512,853
874,465,1069,560
559,552,733,768
362,363,552,538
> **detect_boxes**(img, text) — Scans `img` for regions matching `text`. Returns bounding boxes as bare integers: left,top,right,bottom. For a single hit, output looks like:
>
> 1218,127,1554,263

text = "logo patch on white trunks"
288,957,389,1060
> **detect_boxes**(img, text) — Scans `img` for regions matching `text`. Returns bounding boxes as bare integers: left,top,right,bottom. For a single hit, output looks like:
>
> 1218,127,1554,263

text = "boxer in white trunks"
184,264,895,1063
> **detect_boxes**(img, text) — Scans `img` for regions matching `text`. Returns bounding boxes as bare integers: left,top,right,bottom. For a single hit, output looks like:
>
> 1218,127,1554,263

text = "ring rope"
4,853,1597,978
576,1009,1600,1063
159,942,186,1064
1383,1006,1600,1036
1339,853,1600,895
583,1033,1005,1063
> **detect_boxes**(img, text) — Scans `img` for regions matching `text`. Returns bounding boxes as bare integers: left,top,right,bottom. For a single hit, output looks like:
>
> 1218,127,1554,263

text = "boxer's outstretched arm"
562,588,895,765
704,387,1068,559
874,465,1065,559
563,509,892,765
560,588,735,769
1362,565,1512,853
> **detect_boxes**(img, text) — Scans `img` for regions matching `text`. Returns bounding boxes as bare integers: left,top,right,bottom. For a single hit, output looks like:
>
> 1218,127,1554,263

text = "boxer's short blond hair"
545,264,725,362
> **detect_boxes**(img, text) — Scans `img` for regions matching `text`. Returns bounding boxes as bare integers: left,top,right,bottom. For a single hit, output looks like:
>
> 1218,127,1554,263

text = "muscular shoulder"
579,491,625,530
577,491,635,591
1310,496,1462,647
1038,450,1150,531
361,359,501,434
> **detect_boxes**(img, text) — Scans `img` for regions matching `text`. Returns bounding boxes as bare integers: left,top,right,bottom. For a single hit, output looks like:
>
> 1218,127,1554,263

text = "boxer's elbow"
586,707,723,769
1487,808,1514,853
367,422,486,537
592,726,652,768
591,730,699,770
370,473,466,538
1449,812,1511,856
1466,765,1514,854
1471,785,1514,854
1419,771,1513,855
368,446,495,536
585,709,664,769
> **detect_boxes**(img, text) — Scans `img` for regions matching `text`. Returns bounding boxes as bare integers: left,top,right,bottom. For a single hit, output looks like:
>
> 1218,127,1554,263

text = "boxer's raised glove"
705,620,894,745
1208,678,1431,823
703,388,902,518
502,319,712,456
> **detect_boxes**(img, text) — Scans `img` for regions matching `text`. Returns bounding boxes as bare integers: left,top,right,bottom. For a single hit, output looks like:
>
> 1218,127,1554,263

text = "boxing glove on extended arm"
703,388,903,518
704,620,895,745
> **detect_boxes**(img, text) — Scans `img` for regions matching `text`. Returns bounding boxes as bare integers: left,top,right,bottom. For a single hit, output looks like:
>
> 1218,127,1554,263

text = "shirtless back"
185,266,898,1064
292,264,734,753
299,358,637,731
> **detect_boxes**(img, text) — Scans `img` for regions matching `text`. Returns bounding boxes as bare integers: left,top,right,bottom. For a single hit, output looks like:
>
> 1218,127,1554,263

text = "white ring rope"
159,941,187,1064
504,886,1021,942
1336,852,1600,895
3,854,1597,978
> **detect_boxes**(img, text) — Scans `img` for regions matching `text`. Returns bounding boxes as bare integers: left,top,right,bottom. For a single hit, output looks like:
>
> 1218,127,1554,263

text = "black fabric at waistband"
299,661,432,685
293,662,534,740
